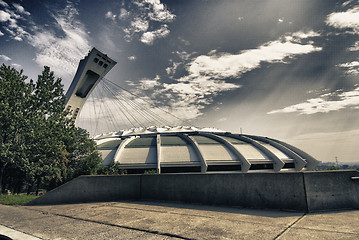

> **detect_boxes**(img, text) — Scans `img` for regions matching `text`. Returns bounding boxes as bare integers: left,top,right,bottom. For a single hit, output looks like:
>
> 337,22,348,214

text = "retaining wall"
28,171,359,212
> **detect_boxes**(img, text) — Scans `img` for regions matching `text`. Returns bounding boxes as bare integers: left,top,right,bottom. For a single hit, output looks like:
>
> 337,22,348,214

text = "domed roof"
94,126,319,174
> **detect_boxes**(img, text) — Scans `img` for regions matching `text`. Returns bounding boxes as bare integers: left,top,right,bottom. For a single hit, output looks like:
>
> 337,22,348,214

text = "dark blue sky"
1,0,359,163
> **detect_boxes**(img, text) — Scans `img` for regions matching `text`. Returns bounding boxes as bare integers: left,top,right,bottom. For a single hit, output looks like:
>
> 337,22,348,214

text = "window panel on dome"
125,137,156,148
234,144,268,160
161,136,186,146
119,147,157,164
260,143,290,160
199,145,237,161
191,135,219,144
221,136,247,144
97,139,122,149
161,145,200,163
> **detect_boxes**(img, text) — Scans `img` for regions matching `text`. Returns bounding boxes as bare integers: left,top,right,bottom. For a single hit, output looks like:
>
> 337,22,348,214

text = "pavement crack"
273,213,306,239
26,208,195,240
291,226,359,236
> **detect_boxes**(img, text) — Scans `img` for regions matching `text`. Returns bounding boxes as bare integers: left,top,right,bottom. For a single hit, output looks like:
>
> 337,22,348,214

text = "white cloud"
178,37,190,46
140,24,170,45
105,11,116,21
0,10,11,22
0,54,11,62
290,30,321,39
188,31,321,79
338,61,359,74
0,0,8,7
0,2,89,78
13,35,22,41
166,61,180,76
342,1,353,7
217,117,227,122
118,8,130,20
128,55,136,61
176,50,192,60
131,18,149,32
0,4,31,42
133,30,322,121
164,101,203,120
268,87,359,115
109,1,175,44
326,6,359,33
28,3,90,81
165,76,239,99
13,3,31,16
0,30,3,36
139,75,161,90
143,0,175,22
278,18,284,23
348,41,359,51
140,75,241,119
11,63,22,69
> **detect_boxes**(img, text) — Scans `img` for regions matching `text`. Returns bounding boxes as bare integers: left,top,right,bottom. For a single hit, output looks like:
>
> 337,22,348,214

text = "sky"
1,0,359,164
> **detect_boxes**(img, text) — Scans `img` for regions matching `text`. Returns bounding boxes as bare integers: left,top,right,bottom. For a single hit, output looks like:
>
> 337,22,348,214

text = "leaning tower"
65,48,117,124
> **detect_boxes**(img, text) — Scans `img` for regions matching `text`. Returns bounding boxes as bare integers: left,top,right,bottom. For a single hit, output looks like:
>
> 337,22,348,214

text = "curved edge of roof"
94,127,320,173
93,126,227,139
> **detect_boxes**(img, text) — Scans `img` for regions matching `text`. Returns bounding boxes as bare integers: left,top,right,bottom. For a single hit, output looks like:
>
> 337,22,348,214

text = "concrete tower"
65,48,117,124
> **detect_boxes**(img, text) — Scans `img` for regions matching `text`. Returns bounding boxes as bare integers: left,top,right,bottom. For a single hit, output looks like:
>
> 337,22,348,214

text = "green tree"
0,65,33,192
327,165,340,171
0,64,102,194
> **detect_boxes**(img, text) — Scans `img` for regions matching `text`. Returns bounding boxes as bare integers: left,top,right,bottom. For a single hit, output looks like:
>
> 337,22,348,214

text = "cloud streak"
326,6,359,33
0,54,11,62
28,3,90,81
106,0,175,45
188,31,321,79
0,2,31,42
0,2,90,82
268,87,359,115
140,24,170,45
135,30,322,120
338,61,359,75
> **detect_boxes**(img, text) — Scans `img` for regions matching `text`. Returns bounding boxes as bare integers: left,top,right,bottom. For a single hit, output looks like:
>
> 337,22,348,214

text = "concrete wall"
304,171,359,211
140,173,307,211
28,171,359,212
28,175,141,205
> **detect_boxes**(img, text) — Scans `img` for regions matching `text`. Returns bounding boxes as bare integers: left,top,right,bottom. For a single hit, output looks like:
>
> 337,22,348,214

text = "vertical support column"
113,136,137,163
156,134,161,174
177,133,208,173
245,135,307,171
228,134,285,172
198,132,251,172
268,138,320,170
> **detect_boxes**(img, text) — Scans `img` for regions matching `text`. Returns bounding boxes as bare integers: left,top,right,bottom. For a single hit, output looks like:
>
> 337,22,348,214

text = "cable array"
77,78,192,136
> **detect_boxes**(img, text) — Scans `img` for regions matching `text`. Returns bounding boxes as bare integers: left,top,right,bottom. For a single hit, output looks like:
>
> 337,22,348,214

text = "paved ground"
0,201,358,240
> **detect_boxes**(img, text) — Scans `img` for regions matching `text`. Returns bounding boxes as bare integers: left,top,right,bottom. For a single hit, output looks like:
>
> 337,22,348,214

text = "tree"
327,165,340,171
0,64,102,194
0,65,32,193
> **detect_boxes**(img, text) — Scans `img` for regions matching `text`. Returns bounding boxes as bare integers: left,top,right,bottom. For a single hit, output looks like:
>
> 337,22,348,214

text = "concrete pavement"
0,201,358,239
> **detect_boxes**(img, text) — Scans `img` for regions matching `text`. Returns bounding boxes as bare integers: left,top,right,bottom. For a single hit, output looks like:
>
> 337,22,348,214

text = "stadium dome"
94,126,319,174
64,48,319,174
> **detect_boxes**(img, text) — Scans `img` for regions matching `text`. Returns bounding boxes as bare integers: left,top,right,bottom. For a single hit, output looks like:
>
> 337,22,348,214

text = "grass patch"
0,194,39,205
